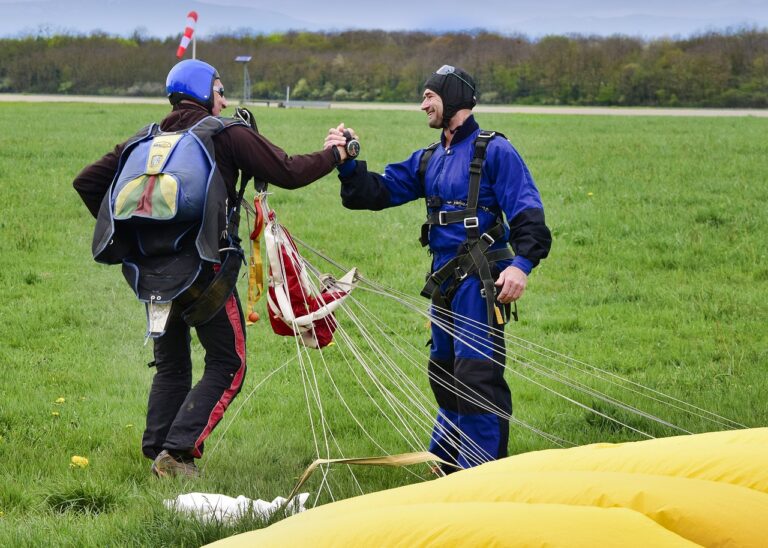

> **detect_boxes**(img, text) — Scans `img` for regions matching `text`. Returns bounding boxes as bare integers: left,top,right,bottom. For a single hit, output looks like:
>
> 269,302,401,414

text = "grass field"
0,102,766,545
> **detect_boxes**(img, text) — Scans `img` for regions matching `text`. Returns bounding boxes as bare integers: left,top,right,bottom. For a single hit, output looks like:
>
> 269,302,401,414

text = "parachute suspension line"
420,298,683,438
298,263,448,475
328,284,489,459
202,356,294,472
339,290,563,460
351,283,645,441
423,304,664,440
290,295,370,506
334,326,426,453
312,253,680,427
283,232,741,481
317,272,648,446
345,283,572,447
330,319,434,453
336,289,569,462
299,265,437,446
350,283,674,440
295,302,426,487
294,333,338,504
299,254,499,468
284,250,400,504
345,275,733,434
334,299,496,467
502,333,748,431
408,295,686,435
298,337,362,506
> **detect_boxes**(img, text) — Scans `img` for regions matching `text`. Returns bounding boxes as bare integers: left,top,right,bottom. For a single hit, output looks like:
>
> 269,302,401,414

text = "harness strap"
179,115,255,327
418,131,497,246
420,223,510,298
464,131,493,241
425,199,498,217
418,142,439,186
181,247,246,326
419,130,516,331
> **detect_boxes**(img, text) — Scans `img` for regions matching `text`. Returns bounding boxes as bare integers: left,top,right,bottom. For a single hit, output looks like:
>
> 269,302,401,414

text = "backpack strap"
181,114,259,327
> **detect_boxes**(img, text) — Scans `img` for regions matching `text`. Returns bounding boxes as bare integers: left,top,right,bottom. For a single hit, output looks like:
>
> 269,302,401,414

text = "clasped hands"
324,123,358,164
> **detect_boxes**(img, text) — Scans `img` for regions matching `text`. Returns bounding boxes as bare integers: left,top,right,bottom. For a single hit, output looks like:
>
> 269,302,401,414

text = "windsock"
176,11,198,59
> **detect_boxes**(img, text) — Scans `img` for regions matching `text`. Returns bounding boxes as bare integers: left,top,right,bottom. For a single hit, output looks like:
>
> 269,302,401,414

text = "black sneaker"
151,450,199,478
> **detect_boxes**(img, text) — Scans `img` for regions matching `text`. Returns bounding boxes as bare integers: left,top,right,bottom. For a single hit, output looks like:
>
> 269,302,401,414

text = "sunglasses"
213,86,225,98
435,65,475,91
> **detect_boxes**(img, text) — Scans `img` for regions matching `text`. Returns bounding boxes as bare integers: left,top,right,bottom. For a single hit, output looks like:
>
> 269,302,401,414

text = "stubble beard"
427,113,443,129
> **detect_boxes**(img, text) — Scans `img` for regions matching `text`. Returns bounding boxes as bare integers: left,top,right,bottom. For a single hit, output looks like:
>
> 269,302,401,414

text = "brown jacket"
73,102,337,217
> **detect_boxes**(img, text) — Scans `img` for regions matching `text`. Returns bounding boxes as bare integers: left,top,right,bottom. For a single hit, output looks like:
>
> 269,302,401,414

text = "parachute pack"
112,125,211,225
246,192,357,349
92,115,246,338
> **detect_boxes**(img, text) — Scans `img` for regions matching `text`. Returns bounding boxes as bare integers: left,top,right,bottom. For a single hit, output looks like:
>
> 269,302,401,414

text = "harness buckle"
480,287,497,299
463,216,479,229
438,211,448,225
481,232,495,246
454,266,468,281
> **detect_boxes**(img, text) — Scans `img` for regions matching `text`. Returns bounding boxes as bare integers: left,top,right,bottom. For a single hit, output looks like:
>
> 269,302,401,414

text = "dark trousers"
142,289,246,460
427,275,512,469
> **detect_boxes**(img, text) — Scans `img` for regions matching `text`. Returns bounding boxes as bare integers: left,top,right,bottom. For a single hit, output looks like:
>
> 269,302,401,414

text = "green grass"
0,102,766,545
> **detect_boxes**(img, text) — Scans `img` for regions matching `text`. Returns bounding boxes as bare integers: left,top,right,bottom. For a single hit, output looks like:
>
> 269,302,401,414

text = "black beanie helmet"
423,65,477,128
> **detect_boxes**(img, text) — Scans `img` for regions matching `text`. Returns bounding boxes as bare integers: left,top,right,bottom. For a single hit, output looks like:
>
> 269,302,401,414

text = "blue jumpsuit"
339,116,551,469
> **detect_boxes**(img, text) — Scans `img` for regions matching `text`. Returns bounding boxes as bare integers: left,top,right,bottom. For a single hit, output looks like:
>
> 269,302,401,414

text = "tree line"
1,28,767,107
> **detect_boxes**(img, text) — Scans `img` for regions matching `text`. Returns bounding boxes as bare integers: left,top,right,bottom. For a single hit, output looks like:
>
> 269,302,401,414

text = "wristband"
331,146,342,165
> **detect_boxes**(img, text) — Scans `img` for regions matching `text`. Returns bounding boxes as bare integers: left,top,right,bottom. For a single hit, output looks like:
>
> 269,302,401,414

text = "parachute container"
259,196,357,349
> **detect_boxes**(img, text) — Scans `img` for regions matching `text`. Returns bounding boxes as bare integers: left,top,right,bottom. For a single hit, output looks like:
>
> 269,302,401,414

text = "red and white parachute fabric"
176,11,198,59
257,195,357,349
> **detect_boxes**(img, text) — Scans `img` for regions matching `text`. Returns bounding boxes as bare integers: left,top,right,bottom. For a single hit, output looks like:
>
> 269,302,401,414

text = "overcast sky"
1,0,766,39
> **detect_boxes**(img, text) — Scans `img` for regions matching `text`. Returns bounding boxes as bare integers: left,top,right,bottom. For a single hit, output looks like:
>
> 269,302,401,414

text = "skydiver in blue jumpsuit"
324,65,552,471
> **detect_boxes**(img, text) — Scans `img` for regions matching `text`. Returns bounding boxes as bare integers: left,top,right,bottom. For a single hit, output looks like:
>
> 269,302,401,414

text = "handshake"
324,123,360,165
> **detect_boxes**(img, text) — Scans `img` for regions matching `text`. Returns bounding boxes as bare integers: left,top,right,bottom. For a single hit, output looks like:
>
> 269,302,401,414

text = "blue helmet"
166,59,220,110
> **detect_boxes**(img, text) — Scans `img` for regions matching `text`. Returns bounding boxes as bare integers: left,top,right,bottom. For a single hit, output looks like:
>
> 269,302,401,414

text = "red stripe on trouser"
191,293,246,457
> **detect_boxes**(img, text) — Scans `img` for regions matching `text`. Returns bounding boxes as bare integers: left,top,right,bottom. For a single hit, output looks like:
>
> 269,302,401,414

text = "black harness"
418,131,517,331
182,107,264,326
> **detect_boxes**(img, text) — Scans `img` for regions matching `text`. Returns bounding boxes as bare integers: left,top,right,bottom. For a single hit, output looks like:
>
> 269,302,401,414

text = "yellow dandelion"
587,192,594,197
55,397,65,404
125,424,134,428
70,456,89,469
51,411,60,417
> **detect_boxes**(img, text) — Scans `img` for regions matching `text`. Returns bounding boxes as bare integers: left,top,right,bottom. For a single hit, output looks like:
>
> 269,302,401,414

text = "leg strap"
181,247,245,327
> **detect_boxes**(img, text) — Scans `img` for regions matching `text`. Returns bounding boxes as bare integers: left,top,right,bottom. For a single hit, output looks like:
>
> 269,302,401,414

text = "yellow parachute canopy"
209,428,768,547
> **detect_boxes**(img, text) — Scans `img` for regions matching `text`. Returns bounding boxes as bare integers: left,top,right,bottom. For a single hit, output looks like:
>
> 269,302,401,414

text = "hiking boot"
151,450,199,478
